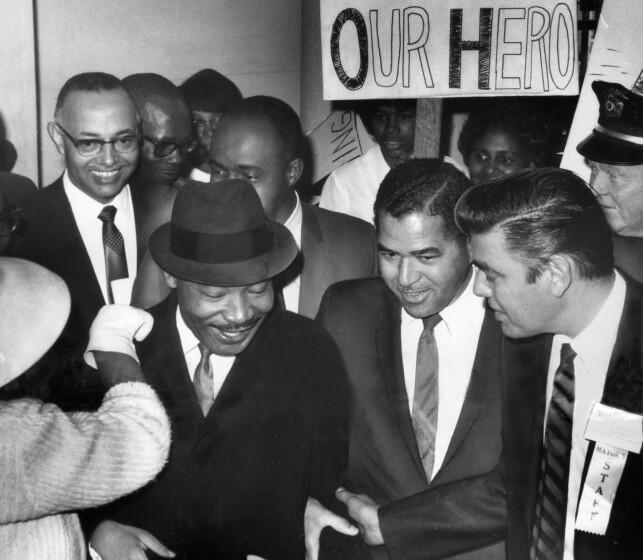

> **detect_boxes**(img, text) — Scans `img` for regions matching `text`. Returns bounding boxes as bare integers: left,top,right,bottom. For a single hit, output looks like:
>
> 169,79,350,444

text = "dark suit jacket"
317,277,538,560
84,295,348,560
297,203,376,317
131,201,377,316
7,177,110,408
504,277,643,560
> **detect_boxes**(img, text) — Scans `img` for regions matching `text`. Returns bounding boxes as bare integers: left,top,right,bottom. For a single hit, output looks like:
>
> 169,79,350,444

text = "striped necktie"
530,342,576,560
412,313,442,481
98,205,128,304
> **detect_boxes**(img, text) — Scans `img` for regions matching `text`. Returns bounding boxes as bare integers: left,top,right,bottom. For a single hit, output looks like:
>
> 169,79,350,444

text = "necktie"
530,343,576,560
412,313,442,481
193,343,214,416
98,205,128,304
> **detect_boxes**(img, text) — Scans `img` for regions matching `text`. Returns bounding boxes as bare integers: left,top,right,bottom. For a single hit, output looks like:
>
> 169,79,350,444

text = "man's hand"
335,487,384,546
90,520,175,560
304,497,358,560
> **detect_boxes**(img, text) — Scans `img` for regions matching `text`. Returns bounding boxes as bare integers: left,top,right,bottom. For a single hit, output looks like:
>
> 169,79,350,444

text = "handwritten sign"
321,0,578,99
307,110,375,183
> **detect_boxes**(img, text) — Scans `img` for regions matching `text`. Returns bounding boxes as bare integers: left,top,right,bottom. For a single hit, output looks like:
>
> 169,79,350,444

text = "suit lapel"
50,178,105,308
298,203,324,318
376,297,425,475
198,310,281,436
439,309,500,469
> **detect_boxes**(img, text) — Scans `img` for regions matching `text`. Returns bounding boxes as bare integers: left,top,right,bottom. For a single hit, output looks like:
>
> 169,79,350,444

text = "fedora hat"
149,180,298,286
0,257,70,387
577,80,643,165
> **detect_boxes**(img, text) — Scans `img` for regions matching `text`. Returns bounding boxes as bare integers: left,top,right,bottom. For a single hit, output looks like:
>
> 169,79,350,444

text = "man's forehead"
140,100,191,137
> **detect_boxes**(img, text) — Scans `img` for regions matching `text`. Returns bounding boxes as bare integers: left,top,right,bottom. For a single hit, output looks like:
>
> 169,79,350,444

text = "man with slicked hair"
10,72,140,410
456,167,643,560
313,160,539,560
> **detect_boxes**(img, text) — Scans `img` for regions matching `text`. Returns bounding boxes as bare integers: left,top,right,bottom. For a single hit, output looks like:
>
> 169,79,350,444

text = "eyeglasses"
0,207,22,236
193,113,224,134
143,135,198,158
53,123,140,157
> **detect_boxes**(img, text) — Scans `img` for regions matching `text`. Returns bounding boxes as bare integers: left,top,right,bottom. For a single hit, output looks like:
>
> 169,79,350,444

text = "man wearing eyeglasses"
121,73,196,256
9,71,140,410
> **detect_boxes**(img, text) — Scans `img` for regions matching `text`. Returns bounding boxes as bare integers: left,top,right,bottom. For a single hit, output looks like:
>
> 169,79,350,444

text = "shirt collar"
63,170,132,216
282,191,303,249
554,271,625,377
176,307,200,356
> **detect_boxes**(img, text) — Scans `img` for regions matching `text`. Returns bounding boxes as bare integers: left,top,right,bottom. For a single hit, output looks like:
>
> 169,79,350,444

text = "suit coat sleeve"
378,464,505,559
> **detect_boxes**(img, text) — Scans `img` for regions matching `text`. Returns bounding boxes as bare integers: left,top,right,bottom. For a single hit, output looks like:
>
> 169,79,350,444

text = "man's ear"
162,271,178,289
285,157,304,188
545,255,572,298
47,122,66,156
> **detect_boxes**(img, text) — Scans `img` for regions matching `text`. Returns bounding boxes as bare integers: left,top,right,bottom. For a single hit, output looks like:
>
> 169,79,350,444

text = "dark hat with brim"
149,180,298,286
577,80,643,165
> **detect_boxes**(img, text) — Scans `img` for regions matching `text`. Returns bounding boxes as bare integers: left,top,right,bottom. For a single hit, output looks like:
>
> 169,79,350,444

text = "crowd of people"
0,66,641,560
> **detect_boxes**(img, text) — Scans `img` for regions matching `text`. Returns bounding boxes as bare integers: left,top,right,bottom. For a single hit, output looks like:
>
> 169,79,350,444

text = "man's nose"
222,292,252,324
99,142,117,166
473,268,492,298
397,257,419,287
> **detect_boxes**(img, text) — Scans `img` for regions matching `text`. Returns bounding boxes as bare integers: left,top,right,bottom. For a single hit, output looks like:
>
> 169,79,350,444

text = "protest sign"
321,0,578,99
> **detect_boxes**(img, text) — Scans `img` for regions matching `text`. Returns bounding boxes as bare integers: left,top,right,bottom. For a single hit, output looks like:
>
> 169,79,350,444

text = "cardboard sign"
307,109,375,183
321,0,579,100
561,0,643,178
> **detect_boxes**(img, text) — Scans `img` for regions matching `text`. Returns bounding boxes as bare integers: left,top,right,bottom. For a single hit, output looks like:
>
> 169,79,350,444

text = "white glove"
84,304,154,369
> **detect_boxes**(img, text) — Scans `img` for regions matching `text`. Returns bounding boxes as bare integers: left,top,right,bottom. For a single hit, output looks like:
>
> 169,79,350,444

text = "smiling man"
10,72,140,410
314,159,523,560
86,179,348,560
456,168,643,560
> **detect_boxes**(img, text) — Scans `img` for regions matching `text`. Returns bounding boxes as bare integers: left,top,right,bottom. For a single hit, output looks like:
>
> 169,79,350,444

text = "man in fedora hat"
132,94,377,312
87,180,348,560
577,78,643,282
0,257,171,560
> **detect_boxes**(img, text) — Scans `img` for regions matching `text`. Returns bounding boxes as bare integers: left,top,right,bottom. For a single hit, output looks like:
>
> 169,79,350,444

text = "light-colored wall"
28,0,301,185
0,1,38,181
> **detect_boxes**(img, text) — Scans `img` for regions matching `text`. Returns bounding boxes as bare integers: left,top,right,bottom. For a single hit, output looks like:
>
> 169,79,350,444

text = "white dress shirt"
189,167,211,183
319,145,389,224
63,172,137,304
544,272,625,560
281,194,303,313
176,308,235,400
400,272,486,481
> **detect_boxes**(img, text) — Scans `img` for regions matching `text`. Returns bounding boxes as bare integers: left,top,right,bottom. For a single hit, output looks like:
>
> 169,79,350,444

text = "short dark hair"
223,95,303,162
54,72,125,115
455,167,614,282
355,98,417,136
457,99,554,167
374,159,471,241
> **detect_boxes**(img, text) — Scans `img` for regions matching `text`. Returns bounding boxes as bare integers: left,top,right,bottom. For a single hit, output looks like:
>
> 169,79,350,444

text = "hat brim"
149,220,299,287
0,258,71,387
577,130,643,165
